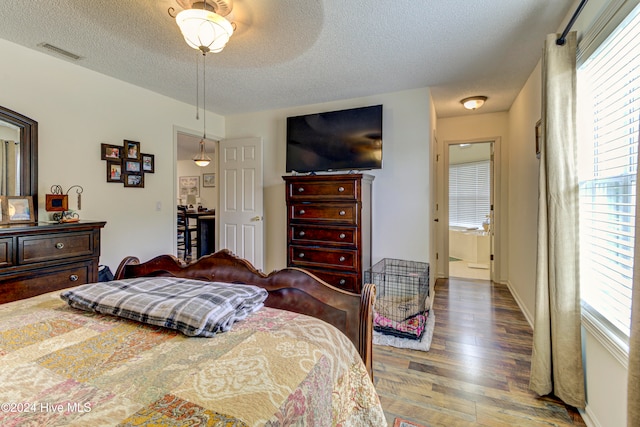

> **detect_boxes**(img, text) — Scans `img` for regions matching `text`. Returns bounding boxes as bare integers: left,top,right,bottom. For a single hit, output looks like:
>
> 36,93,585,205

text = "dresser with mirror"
0,105,105,303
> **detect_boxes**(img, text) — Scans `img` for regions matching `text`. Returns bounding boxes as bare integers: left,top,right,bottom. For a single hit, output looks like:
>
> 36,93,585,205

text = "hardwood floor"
373,277,587,427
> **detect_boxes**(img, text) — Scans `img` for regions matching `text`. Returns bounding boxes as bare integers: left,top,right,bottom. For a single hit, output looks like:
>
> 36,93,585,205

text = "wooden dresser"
283,174,373,293
0,221,106,303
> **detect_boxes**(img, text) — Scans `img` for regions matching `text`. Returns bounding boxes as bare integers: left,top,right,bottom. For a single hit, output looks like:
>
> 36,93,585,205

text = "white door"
218,137,264,270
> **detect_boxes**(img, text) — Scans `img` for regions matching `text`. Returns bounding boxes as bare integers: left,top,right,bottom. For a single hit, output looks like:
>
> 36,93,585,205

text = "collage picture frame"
100,140,154,188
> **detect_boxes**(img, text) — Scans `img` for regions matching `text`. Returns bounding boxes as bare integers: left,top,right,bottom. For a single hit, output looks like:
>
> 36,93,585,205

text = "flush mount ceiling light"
461,96,488,110
171,0,234,54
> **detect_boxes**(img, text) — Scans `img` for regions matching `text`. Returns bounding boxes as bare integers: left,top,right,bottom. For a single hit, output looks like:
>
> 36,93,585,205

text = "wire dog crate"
365,258,430,340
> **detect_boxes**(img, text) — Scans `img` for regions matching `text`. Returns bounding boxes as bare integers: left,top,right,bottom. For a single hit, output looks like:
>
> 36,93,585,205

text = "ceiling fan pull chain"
195,52,200,120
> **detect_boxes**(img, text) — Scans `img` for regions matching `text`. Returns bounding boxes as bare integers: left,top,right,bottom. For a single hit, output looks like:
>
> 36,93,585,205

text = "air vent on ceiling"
38,43,82,61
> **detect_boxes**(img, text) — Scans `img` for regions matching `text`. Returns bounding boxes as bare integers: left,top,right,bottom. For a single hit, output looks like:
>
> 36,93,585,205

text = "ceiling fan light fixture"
193,139,211,167
176,6,233,54
461,96,488,110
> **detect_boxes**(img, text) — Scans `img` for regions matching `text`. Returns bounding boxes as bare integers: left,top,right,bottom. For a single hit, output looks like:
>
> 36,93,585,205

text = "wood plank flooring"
373,277,587,427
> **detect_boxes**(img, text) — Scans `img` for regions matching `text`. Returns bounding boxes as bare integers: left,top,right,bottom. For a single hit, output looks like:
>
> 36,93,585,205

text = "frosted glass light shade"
193,139,211,167
461,96,487,110
176,8,233,54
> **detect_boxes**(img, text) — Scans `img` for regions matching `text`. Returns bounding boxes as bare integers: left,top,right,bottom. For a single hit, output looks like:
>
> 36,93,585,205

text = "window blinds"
449,161,490,229
578,2,640,341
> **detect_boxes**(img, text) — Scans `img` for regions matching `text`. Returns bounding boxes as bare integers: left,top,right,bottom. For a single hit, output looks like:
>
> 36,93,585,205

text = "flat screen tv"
286,104,382,173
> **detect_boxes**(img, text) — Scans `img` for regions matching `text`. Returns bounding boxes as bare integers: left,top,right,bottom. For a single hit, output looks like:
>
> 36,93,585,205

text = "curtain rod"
557,0,588,45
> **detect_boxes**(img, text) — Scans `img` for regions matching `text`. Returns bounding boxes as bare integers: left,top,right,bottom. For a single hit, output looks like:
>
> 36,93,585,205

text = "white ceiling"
0,0,575,150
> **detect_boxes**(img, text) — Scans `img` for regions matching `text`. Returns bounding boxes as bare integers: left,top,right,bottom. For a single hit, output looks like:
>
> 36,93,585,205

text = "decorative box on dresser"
283,173,373,293
0,221,106,304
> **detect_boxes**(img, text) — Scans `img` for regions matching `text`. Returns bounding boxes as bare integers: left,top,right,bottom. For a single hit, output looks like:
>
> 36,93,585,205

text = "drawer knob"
299,231,305,237
339,210,346,216
339,279,346,285
55,242,65,249
299,209,305,215
339,233,346,239
339,256,346,262
338,186,345,192
69,274,79,282
299,253,305,258
298,187,304,192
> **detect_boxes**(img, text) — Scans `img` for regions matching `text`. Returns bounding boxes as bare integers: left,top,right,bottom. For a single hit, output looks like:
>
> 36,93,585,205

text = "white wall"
176,160,217,210
225,88,433,273
0,38,225,270
507,62,542,324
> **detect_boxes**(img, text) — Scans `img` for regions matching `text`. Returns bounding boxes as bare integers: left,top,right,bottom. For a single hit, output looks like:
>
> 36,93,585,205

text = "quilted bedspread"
0,290,386,426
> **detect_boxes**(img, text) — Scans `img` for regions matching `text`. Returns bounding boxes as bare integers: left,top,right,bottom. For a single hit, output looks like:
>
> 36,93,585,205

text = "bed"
0,250,385,426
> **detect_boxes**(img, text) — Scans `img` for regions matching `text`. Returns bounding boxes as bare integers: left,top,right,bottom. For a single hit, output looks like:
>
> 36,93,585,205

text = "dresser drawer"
306,269,360,293
289,203,358,224
0,262,91,304
0,238,13,267
287,179,358,201
289,224,357,247
18,232,95,264
289,245,358,272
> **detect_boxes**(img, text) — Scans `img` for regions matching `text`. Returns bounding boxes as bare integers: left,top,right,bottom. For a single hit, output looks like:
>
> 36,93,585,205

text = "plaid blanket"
60,277,268,337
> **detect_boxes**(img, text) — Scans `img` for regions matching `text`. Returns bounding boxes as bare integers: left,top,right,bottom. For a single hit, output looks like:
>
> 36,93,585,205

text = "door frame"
441,136,501,281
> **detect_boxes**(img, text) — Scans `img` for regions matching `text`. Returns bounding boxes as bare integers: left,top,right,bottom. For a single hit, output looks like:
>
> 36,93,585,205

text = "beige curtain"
529,31,585,408
628,122,640,426
0,139,19,195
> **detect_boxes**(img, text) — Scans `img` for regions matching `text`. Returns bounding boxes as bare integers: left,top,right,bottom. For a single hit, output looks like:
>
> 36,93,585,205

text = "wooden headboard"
114,249,375,378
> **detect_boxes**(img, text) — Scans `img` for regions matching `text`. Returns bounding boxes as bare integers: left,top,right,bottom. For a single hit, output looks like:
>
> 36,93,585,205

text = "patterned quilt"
0,290,386,426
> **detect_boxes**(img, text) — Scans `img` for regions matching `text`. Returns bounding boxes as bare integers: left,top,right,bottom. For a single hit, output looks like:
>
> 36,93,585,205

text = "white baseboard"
581,405,601,427
504,279,534,329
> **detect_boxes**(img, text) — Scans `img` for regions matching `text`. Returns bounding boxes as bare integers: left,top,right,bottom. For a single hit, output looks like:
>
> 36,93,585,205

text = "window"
578,2,640,344
449,160,490,229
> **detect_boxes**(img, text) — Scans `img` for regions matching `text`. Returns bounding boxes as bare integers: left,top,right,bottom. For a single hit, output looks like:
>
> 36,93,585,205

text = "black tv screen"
286,104,383,173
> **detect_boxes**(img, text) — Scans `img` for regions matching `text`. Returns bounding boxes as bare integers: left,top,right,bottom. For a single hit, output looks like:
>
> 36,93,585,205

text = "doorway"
446,141,493,280
175,130,219,261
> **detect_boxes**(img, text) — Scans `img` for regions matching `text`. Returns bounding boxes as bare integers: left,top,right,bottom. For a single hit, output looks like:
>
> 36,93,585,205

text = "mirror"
0,106,38,219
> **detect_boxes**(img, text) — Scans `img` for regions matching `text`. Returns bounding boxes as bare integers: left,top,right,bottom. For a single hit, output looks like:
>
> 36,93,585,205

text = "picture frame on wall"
106,160,122,182
7,196,35,223
101,143,122,160
124,140,141,160
202,173,215,187
141,153,155,173
179,176,199,197
123,173,144,188
125,160,141,173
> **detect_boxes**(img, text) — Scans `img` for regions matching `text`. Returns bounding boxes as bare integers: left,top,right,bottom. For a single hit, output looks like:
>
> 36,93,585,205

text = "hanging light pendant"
176,1,233,54
193,139,211,167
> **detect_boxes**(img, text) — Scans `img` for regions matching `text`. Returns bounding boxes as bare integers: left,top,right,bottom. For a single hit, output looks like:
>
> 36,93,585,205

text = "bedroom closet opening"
447,141,493,281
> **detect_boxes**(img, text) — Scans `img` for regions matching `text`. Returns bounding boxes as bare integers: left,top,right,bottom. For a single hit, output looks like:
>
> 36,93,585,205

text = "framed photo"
124,140,141,160
45,194,68,211
107,160,122,182
7,196,35,223
179,176,199,197
123,173,144,188
202,173,216,187
535,119,542,159
125,160,141,173
141,153,155,173
101,143,122,160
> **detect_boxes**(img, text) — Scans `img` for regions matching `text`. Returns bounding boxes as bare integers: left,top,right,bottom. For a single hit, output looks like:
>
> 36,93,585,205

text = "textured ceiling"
0,0,574,120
